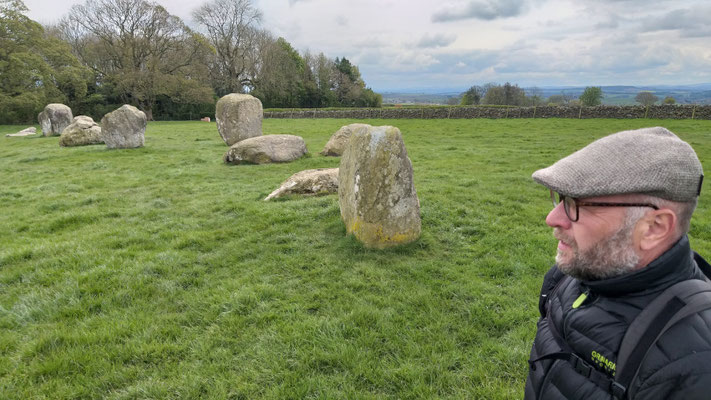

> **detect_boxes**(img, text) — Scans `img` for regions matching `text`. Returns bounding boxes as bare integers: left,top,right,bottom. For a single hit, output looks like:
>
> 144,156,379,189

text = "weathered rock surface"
338,125,421,249
59,116,103,147
264,168,339,201
320,123,371,156
216,93,262,146
224,134,307,164
101,105,146,149
38,104,73,136
6,127,36,137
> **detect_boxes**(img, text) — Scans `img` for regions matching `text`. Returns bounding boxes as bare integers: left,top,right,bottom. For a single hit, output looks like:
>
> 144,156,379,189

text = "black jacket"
525,236,711,399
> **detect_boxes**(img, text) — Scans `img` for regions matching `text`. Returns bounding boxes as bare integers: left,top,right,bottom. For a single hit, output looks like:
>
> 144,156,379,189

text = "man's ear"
638,209,677,251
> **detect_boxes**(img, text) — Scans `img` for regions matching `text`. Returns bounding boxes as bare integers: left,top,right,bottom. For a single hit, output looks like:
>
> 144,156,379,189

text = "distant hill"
381,84,711,105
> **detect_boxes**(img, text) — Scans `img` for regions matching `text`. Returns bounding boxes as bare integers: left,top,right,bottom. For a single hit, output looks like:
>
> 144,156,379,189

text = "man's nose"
546,202,571,229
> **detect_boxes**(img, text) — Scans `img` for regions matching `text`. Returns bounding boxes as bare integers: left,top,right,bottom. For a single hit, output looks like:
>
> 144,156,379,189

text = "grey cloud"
594,16,620,29
417,33,457,48
432,0,527,22
641,6,711,37
336,15,348,26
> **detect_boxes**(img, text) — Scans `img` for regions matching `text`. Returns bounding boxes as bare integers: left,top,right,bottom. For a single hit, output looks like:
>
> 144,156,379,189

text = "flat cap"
532,127,703,202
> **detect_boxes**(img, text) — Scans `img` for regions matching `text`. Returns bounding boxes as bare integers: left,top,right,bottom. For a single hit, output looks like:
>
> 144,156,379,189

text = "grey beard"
556,219,640,281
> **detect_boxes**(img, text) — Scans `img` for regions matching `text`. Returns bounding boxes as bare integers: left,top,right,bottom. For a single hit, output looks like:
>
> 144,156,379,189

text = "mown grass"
1,118,710,399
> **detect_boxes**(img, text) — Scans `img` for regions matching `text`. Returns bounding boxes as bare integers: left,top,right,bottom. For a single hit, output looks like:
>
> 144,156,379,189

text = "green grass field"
1,118,710,399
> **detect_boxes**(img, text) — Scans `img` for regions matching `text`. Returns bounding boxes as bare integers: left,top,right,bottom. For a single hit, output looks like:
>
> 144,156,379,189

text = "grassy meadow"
1,118,710,399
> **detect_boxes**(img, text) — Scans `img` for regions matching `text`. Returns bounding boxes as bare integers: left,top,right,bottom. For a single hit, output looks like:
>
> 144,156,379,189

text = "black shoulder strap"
694,251,711,280
614,278,711,399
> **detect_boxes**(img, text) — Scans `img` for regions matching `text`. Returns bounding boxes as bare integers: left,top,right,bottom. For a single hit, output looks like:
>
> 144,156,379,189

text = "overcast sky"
22,0,711,92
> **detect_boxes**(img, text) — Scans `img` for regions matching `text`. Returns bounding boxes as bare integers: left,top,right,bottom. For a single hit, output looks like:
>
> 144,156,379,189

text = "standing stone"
216,93,262,146
223,134,307,164
59,116,103,147
320,123,371,156
264,168,339,201
101,105,146,149
37,104,73,136
338,125,421,249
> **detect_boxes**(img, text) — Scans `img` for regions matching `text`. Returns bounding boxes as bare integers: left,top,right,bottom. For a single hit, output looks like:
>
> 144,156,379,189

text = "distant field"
2,119,710,399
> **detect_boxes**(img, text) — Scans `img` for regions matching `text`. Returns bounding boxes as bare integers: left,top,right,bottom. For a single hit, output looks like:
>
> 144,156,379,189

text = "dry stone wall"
264,105,711,120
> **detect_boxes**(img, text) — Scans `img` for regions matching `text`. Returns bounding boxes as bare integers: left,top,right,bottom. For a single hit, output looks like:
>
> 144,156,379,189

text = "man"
525,127,711,399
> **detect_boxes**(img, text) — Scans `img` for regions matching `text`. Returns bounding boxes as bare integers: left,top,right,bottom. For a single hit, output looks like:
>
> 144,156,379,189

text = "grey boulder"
6,127,36,137
264,168,339,201
59,116,103,147
101,105,146,149
216,93,263,146
38,104,73,136
338,125,421,249
321,123,371,156
224,134,307,165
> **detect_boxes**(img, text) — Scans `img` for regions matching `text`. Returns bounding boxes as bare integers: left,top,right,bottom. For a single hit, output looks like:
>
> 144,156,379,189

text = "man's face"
546,194,642,281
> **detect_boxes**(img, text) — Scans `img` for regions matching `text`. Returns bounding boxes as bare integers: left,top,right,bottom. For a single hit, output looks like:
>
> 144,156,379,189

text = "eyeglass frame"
549,190,659,222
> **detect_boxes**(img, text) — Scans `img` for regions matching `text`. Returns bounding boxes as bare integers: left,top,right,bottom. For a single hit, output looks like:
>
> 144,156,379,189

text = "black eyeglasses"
550,190,659,222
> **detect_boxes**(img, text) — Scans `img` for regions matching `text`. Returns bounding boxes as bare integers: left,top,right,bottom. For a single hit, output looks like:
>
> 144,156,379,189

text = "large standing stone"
223,134,307,164
37,104,73,136
338,125,421,249
101,105,146,149
216,93,263,146
264,168,339,201
320,123,371,156
6,127,36,137
59,116,103,147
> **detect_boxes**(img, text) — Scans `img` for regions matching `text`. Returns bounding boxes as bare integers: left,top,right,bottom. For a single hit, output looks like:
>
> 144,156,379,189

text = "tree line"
455,83,677,107
0,0,381,124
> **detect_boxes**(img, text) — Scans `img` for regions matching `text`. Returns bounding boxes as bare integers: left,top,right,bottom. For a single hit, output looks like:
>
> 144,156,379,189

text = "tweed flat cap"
532,127,703,202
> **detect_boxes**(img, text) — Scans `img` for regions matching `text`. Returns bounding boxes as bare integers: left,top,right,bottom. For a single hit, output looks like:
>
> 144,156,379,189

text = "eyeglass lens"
549,190,579,222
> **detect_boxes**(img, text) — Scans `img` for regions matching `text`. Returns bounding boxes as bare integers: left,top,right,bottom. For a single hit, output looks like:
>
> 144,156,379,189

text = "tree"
460,85,484,105
547,94,566,106
306,52,337,107
60,0,214,120
252,36,307,108
663,96,676,105
579,86,603,106
526,87,544,106
635,91,658,106
192,0,264,96
0,0,90,123
482,82,526,106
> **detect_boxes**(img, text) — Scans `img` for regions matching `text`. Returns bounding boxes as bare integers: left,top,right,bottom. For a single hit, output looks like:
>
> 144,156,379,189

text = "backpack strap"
614,278,711,399
694,251,711,280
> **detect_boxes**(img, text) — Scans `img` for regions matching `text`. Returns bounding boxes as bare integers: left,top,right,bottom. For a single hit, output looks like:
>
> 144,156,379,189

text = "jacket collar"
582,235,697,296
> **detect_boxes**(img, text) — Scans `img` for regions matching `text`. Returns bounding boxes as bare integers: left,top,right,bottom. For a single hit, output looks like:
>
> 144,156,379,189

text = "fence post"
505,107,509,118
644,105,649,119
578,106,583,119
692,105,697,120
533,106,537,118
